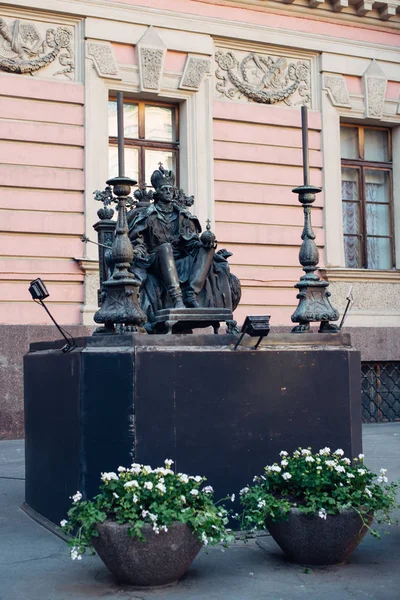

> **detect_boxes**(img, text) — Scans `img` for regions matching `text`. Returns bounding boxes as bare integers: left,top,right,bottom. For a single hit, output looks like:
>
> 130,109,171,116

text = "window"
340,125,394,270
108,99,179,187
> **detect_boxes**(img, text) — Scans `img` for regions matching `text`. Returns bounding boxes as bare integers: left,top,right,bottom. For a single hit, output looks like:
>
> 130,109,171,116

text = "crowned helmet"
150,163,175,191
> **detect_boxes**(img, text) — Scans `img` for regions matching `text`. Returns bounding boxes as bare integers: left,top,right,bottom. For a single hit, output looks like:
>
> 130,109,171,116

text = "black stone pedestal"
24,333,361,527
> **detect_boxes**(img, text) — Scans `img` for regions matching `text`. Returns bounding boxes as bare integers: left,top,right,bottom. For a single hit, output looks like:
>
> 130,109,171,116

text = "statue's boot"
157,243,185,309
182,286,199,308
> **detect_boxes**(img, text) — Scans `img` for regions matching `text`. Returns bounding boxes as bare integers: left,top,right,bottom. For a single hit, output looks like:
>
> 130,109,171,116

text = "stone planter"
265,508,374,565
92,520,202,587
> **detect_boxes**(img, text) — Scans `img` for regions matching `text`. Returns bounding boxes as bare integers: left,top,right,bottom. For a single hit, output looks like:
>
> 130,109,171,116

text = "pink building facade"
1,0,400,437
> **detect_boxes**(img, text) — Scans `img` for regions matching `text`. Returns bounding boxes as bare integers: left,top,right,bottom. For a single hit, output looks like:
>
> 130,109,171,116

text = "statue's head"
151,164,175,204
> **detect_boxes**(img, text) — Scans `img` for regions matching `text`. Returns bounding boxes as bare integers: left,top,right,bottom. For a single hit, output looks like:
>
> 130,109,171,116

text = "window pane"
108,146,139,181
340,127,358,159
366,204,390,237
343,202,361,235
364,129,389,162
145,106,175,142
341,167,359,201
365,170,390,203
344,236,362,269
108,101,139,139
145,150,176,187
367,237,392,270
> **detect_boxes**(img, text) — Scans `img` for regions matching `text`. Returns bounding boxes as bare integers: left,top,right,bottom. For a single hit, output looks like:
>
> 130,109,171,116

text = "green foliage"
239,447,399,537
61,460,233,560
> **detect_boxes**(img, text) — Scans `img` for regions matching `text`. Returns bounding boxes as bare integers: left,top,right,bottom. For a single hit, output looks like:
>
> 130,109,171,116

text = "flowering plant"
61,459,233,560
239,447,399,538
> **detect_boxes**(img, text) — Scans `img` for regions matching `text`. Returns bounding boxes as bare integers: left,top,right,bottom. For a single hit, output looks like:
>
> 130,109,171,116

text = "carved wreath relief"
0,16,74,79
215,50,311,106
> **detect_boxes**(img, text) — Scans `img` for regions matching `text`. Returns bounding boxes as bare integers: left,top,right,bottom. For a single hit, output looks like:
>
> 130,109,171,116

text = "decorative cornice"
75,258,99,273
211,0,400,23
318,267,400,283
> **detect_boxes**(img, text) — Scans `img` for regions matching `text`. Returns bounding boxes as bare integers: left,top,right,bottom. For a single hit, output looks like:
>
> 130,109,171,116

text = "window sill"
318,268,400,283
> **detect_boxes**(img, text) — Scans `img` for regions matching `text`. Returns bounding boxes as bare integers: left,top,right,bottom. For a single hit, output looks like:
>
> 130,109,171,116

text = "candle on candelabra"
117,91,125,177
301,105,309,187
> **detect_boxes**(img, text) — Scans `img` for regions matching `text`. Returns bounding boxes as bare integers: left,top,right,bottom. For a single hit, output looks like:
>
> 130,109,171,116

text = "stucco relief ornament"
215,51,310,105
324,75,351,108
0,17,74,78
87,43,119,78
180,56,210,90
140,48,164,90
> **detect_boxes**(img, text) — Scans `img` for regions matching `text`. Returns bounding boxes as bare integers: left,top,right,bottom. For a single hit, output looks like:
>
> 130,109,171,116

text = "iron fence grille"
361,362,400,423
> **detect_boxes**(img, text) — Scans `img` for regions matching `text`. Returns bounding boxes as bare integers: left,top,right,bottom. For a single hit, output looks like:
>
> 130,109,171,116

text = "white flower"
117,466,127,473
282,472,292,481
161,525,168,532
270,465,282,473
156,482,166,494
124,480,139,488
281,459,289,467
377,475,388,484
240,487,249,495
319,447,331,456
72,491,82,503
141,509,149,518
202,485,214,494
144,481,153,490
380,468,388,475
305,456,315,463
190,489,199,496
178,473,189,484
333,449,344,456
164,459,174,467
132,493,138,503
192,475,203,483
342,458,351,465
316,466,322,471
357,469,366,476
142,465,153,474
130,463,141,474
279,451,288,457
334,465,346,473
113,492,119,499
60,519,68,527
347,473,355,479
293,450,300,458
70,546,82,561
301,449,311,456
201,531,209,546
365,487,372,498
318,508,327,520
231,494,236,502
326,460,337,468
180,495,186,503
358,454,364,460
101,472,119,482
257,499,266,508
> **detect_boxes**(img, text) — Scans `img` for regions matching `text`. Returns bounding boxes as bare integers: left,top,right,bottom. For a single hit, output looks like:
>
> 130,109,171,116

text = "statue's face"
157,184,173,203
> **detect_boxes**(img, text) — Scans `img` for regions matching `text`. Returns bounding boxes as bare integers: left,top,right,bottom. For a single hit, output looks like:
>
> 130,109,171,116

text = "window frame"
108,98,180,188
341,123,395,270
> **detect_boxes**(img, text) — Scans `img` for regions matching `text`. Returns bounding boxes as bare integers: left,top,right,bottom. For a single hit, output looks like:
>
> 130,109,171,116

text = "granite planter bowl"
265,508,374,565
92,520,202,587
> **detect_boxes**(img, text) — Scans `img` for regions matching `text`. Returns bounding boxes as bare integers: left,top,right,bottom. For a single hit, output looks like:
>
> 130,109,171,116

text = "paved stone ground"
0,424,399,600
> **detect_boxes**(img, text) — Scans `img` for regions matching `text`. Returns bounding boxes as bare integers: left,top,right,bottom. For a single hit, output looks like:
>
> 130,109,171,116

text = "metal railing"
361,362,400,423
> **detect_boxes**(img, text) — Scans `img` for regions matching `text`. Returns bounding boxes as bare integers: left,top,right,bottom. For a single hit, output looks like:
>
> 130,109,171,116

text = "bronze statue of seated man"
128,165,240,331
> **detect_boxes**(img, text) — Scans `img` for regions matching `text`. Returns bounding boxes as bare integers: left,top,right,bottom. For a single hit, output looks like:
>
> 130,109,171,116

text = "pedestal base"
24,333,361,526
153,307,233,334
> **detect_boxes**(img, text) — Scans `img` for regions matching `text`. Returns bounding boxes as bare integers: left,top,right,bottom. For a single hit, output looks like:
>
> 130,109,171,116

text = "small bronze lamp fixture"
234,315,271,350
